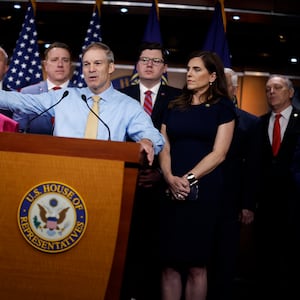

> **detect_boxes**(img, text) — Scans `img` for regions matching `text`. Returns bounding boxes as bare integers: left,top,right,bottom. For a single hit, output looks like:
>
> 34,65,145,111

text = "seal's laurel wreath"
17,182,88,253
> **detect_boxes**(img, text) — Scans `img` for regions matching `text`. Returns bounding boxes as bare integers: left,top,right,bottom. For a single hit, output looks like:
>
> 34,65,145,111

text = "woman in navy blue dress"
159,51,236,300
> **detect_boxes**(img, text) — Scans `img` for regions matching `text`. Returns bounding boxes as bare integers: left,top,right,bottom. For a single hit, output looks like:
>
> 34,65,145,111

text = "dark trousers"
208,218,240,300
254,205,300,300
120,185,162,300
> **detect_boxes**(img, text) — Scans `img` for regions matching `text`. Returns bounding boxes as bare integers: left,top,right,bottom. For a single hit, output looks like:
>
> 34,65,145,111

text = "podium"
0,132,142,300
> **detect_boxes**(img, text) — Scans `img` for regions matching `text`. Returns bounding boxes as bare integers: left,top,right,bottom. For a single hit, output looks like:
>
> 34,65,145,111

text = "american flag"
71,2,102,87
3,1,42,91
202,0,231,68
130,0,168,85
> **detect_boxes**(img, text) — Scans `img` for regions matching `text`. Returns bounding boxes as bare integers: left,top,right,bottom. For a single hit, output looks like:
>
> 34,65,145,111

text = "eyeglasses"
139,57,164,66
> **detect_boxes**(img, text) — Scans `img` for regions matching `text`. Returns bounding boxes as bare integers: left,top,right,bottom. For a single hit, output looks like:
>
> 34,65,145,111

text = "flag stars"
3,1,42,90
71,6,102,87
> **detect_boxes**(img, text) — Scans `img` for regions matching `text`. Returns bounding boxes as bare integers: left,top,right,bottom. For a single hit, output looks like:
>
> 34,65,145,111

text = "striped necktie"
144,90,153,115
84,95,100,139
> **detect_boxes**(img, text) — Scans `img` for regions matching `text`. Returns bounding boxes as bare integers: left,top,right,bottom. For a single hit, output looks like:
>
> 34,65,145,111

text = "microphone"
24,90,69,133
81,94,111,141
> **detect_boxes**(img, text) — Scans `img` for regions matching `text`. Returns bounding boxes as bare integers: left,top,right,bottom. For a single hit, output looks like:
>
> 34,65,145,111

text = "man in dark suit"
0,46,13,118
208,68,261,300
255,74,300,299
119,42,182,300
14,42,75,134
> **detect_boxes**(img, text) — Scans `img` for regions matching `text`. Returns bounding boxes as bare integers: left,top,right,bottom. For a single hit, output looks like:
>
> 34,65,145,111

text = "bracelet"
186,173,198,186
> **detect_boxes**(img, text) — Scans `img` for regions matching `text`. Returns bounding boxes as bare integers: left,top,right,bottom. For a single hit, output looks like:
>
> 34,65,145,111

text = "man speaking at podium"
0,42,164,165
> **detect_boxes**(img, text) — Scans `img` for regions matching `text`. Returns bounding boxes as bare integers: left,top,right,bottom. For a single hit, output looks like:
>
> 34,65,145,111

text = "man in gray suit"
14,42,75,134
208,68,261,300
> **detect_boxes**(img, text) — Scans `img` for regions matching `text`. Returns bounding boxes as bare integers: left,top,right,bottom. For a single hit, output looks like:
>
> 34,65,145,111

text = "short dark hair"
44,42,72,60
137,42,169,64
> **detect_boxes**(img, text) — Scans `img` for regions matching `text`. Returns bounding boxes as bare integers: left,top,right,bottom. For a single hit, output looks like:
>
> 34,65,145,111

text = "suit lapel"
152,85,170,116
282,108,300,141
132,87,141,103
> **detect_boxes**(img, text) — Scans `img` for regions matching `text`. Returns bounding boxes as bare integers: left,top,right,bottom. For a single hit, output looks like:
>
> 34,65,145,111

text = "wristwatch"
186,173,198,186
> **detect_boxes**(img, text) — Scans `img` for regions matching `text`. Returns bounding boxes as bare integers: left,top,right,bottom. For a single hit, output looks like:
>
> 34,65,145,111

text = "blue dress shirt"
0,84,165,154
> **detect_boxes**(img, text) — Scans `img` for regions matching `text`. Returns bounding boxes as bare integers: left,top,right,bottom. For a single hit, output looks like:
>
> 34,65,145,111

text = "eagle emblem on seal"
34,198,71,236
18,182,88,253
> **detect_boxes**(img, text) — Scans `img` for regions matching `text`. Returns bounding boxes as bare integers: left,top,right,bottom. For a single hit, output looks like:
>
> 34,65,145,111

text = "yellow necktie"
84,95,100,139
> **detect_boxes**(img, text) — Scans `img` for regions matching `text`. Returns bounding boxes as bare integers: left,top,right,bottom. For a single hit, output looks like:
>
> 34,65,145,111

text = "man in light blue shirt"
0,42,164,165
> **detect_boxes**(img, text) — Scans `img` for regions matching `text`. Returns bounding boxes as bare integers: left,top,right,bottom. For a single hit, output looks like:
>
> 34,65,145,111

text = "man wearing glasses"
119,42,182,300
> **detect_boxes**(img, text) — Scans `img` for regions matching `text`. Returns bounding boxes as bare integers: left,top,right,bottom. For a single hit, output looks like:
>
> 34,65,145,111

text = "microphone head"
63,90,69,98
25,89,69,134
81,94,87,102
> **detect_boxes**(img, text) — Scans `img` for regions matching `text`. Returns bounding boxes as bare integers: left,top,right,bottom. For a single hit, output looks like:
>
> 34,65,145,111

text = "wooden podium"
0,132,142,300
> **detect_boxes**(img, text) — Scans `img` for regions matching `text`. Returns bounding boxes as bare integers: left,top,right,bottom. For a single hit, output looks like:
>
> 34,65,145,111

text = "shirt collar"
86,83,114,102
140,82,161,98
47,79,69,90
272,105,292,120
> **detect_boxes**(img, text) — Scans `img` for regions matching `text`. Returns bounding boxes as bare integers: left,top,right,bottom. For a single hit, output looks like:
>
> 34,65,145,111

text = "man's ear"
109,62,115,75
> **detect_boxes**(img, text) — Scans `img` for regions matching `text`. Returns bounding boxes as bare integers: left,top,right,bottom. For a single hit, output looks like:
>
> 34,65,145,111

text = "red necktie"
272,113,282,156
144,90,152,115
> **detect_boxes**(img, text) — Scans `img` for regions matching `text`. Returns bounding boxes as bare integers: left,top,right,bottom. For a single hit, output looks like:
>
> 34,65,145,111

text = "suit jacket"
119,83,181,181
258,106,300,225
119,83,182,130
221,108,262,218
14,80,75,135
